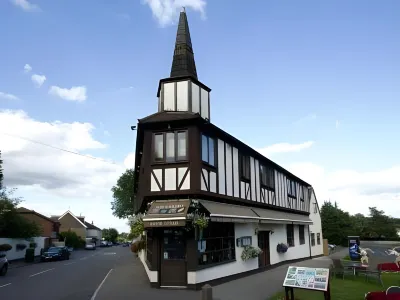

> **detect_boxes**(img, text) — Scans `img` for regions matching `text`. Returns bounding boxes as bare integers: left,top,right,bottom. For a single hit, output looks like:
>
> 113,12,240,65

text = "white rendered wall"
309,189,324,257
139,250,158,282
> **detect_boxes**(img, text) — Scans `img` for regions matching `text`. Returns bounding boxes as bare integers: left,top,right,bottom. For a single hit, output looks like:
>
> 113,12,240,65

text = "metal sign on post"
282,266,331,300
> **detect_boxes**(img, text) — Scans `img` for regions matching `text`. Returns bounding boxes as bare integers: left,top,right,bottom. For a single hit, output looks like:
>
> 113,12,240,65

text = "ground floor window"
286,224,295,247
198,222,235,267
311,233,315,246
299,225,305,245
317,233,321,245
146,229,153,264
163,229,185,260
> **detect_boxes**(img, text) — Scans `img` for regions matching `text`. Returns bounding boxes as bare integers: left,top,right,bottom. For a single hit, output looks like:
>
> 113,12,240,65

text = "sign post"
282,266,331,300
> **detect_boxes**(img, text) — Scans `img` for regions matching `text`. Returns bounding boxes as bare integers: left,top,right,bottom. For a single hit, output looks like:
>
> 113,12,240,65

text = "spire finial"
181,7,185,13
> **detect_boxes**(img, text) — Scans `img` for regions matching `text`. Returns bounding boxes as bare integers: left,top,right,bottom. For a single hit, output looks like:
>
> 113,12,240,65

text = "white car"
85,243,96,250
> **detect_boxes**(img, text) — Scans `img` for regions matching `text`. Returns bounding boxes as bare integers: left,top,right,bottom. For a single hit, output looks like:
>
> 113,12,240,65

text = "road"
0,245,133,300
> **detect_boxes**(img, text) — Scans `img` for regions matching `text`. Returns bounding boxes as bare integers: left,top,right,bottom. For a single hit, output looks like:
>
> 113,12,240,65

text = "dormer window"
153,131,188,163
287,179,296,198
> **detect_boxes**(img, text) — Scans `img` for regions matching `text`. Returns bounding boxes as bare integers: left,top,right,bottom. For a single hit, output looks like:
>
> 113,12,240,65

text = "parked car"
0,253,8,276
100,241,108,247
122,242,129,247
107,242,113,247
85,243,96,250
41,246,70,262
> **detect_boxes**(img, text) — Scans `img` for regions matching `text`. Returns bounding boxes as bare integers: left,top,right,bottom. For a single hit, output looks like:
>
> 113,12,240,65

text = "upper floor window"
260,165,275,189
153,131,187,163
240,155,250,180
313,202,318,214
201,134,215,166
287,179,297,198
300,186,305,202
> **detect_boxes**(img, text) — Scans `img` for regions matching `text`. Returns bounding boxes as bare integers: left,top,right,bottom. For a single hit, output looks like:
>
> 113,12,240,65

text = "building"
51,211,102,246
133,9,324,289
17,207,60,247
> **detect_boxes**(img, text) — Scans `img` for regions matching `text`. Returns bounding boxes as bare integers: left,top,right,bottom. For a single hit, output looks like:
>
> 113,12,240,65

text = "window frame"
201,134,216,167
317,233,321,245
240,154,251,181
313,202,318,214
152,130,188,163
197,222,236,270
260,164,275,190
287,179,297,198
286,224,295,247
299,225,305,245
300,186,305,202
311,233,316,247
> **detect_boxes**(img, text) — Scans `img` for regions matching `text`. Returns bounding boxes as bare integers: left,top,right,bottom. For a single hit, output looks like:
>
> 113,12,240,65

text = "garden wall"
0,237,46,260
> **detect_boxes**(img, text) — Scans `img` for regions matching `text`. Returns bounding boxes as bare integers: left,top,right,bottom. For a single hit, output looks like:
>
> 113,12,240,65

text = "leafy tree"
102,228,119,243
110,169,135,219
59,230,85,248
0,150,3,190
117,232,129,242
128,215,144,239
366,207,398,239
0,188,42,238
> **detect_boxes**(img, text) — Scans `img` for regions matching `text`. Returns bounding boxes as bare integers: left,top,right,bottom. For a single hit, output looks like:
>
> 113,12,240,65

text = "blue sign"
348,237,360,260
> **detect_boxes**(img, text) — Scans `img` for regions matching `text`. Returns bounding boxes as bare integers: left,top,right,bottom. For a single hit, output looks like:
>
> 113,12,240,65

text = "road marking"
104,252,116,255
0,283,12,288
29,268,55,277
64,262,76,266
90,269,113,300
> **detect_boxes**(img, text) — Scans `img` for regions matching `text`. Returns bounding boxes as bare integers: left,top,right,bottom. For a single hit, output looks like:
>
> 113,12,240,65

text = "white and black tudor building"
133,10,324,289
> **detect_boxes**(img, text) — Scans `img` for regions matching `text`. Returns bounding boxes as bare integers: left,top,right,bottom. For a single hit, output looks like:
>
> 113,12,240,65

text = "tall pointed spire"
170,8,198,79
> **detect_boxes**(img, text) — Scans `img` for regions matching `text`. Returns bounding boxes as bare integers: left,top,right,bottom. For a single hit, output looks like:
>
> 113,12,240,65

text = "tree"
102,228,119,243
110,169,135,219
0,150,3,190
365,207,398,239
117,232,129,242
59,230,85,248
0,188,42,238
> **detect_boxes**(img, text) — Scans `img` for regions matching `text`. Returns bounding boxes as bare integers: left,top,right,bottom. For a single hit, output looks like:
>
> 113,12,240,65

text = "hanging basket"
277,243,289,254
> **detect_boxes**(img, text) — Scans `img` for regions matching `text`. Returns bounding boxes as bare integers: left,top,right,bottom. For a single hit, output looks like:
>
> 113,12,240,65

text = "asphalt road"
0,246,133,300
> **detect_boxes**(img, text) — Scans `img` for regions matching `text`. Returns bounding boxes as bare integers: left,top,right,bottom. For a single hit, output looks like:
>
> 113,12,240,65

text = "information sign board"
283,266,330,291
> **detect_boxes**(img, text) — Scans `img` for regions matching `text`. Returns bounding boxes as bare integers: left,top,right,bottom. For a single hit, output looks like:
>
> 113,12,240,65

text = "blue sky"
0,0,399,231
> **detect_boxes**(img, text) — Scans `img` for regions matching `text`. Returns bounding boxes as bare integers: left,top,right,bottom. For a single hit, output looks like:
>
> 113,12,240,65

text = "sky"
0,0,399,233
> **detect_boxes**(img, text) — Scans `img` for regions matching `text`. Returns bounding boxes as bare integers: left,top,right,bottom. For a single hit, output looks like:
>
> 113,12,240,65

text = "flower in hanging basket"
192,213,209,229
241,245,263,261
276,243,289,253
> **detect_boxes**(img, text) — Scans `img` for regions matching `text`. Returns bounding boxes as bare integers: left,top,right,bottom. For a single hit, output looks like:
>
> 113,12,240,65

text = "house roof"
84,221,101,231
58,210,87,228
17,207,58,224
170,9,197,79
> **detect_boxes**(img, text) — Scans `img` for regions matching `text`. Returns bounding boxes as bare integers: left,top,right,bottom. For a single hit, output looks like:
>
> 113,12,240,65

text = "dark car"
0,253,8,276
41,246,70,262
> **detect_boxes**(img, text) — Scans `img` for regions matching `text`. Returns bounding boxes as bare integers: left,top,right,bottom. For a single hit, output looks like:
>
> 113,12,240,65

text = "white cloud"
256,141,314,157
49,86,87,102
24,64,32,73
31,74,46,88
143,0,207,27
0,109,134,232
12,0,41,12
286,162,400,218
0,92,19,101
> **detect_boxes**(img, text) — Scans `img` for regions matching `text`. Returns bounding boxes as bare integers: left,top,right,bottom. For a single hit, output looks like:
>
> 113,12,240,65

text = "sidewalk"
8,257,41,269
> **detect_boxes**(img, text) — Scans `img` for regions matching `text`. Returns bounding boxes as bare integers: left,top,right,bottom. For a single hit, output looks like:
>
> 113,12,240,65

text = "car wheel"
0,264,8,276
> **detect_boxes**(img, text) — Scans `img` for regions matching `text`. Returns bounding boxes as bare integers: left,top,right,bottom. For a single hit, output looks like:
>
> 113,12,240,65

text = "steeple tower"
157,8,211,121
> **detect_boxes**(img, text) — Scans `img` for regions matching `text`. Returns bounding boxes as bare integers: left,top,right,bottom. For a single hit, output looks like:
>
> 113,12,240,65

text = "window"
198,222,235,266
299,225,305,245
287,179,297,198
240,154,250,180
146,229,153,264
163,229,185,260
201,134,215,166
317,233,321,245
313,202,318,214
153,131,188,162
286,224,295,247
311,233,315,246
300,186,305,202
260,165,275,189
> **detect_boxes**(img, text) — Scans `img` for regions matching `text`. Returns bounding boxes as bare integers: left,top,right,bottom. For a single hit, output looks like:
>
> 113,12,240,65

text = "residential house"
17,207,60,248
133,10,324,289
51,210,102,246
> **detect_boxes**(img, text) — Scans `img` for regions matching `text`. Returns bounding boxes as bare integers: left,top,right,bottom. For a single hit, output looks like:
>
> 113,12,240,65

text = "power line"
0,131,119,165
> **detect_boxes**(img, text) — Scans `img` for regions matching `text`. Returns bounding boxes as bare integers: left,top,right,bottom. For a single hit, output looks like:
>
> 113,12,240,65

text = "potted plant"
192,213,208,240
277,243,289,254
0,244,12,258
241,245,263,261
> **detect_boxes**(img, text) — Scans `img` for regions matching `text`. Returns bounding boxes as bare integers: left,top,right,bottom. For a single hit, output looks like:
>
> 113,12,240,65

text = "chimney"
92,221,93,225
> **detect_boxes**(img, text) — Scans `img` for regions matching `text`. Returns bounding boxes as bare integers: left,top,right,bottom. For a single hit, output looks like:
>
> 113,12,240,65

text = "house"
17,207,60,248
51,211,102,246
133,9,324,289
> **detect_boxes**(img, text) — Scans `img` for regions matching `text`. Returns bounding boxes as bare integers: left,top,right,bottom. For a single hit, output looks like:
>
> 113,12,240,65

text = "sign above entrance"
143,200,191,228
146,219,186,228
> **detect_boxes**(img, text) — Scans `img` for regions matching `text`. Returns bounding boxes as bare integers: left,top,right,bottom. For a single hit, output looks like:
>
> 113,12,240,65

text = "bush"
130,239,146,254
16,243,27,251
29,242,37,249
0,244,12,252
25,248,34,262
59,230,86,249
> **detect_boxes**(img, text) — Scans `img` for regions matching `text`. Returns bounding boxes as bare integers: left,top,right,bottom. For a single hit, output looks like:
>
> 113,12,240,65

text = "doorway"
160,228,187,287
258,231,271,268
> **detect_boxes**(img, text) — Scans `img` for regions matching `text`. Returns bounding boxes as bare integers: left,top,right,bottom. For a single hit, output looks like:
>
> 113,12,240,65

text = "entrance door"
160,228,187,287
258,231,271,268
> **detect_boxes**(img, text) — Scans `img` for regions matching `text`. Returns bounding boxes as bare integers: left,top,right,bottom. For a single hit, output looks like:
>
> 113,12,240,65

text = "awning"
143,199,191,228
252,207,313,225
198,200,260,223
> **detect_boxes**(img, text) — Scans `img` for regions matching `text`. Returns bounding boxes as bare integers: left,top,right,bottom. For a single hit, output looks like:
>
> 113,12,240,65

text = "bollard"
201,284,213,300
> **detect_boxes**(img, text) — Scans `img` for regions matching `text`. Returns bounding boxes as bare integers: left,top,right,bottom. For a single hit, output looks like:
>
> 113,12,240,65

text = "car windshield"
47,247,60,252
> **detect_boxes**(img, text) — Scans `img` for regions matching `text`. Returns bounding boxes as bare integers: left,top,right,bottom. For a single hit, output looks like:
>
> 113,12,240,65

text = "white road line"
29,268,55,277
64,262,76,266
0,283,12,288
90,269,113,300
